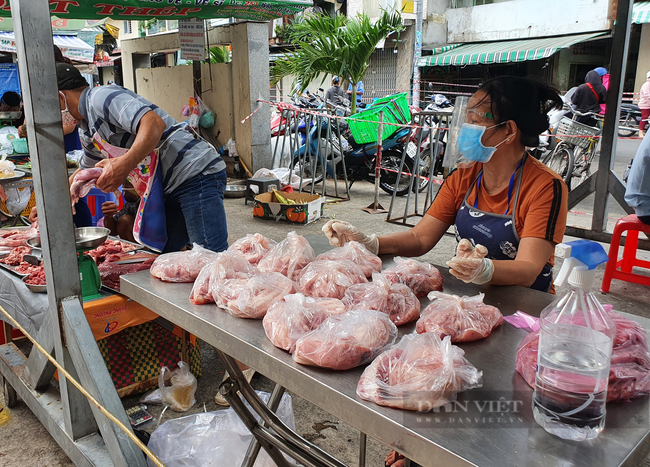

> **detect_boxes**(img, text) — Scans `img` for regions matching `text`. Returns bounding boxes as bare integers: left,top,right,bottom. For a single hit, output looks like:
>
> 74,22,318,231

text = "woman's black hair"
475,76,563,147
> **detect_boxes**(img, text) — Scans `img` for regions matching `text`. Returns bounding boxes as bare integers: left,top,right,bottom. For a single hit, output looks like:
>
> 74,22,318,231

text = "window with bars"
123,21,132,35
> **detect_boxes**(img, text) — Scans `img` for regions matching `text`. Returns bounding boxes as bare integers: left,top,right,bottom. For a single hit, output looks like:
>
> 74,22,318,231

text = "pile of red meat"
24,266,46,285
1,246,31,266
416,292,503,342
88,239,139,264
0,221,39,248
516,310,650,402
228,233,277,266
98,259,155,291
357,333,483,410
383,256,444,298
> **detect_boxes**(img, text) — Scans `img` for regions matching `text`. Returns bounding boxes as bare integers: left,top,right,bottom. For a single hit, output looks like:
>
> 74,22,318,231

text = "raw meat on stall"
190,251,259,305
382,257,443,298
15,262,43,276
98,258,155,291
70,168,103,206
228,233,277,266
342,273,420,326
263,293,347,351
212,272,296,319
298,260,367,300
316,241,382,278
257,231,315,281
0,246,31,266
0,221,39,247
25,267,46,285
357,333,483,410
150,244,218,282
516,310,650,402
416,292,503,342
293,310,397,370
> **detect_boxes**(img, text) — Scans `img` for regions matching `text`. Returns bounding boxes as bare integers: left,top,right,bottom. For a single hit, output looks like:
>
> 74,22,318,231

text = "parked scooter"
292,114,414,196
618,103,642,137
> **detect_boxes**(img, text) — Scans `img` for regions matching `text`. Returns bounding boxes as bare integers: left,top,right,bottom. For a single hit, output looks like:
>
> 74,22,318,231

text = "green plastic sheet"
0,0,311,21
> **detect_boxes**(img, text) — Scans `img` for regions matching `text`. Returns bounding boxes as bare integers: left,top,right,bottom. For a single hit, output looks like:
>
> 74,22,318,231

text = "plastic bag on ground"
298,259,367,300
251,167,312,192
293,310,398,370
212,271,296,319
416,291,503,342
263,293,347,351
342,273,420,326
190,251,259,305
316,241,382,278
357,333,483,411
258,231,315,281
158,361,197,412
150,244,218,282
382,257,444,298
516,310,650,402
228,233,277,266
147,391,295,467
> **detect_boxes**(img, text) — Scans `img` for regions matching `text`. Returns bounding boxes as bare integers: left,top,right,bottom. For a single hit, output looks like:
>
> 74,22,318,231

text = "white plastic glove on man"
446,239,494,284
321,220,379,255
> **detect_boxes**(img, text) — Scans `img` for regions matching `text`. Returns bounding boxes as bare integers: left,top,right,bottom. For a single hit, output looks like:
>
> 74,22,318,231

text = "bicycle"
542,107,601,190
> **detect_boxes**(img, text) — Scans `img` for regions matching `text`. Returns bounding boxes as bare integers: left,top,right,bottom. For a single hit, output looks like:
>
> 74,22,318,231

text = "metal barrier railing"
270,106,350,201
386,111,452,226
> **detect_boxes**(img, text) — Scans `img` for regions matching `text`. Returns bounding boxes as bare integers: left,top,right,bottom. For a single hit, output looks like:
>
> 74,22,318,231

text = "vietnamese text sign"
179,18,206,61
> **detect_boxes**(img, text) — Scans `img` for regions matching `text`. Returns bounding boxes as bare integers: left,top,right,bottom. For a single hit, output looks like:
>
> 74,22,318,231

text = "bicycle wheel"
569,147,592,190
379,151,414,197
544,144,574,184
618,113,638,137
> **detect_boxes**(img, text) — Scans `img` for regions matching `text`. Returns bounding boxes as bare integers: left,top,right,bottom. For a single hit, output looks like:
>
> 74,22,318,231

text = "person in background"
625,135,650,224
593,67,609,115
638,71,650,138
324,76,346,105
101,181,139,242
0,91,21,112
570,70,606,127
347,79,364,106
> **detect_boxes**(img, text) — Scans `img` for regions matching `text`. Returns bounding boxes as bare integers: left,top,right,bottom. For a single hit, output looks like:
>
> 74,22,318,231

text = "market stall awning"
0,16,106,32
417,31,608,67
0,0,311,21
633,1,650,23
0,31,95,63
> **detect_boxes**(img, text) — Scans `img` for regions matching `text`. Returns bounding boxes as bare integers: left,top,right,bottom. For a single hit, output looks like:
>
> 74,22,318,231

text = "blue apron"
453,155,553,292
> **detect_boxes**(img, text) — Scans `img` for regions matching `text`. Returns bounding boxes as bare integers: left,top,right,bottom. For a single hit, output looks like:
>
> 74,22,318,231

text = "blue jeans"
163,170,228,253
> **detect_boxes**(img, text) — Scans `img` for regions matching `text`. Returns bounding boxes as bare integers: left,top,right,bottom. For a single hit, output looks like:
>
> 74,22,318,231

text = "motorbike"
292,112,414,196
618,103,642,137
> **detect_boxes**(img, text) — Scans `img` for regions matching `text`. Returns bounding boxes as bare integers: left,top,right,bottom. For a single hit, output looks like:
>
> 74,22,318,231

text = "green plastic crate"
348,93,411,144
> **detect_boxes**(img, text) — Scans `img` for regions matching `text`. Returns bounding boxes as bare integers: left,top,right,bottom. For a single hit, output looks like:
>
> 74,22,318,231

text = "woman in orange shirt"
323,76,568,294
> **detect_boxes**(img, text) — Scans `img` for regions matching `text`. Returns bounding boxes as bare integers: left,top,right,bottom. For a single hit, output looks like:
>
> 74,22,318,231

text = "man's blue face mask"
457,122,510,163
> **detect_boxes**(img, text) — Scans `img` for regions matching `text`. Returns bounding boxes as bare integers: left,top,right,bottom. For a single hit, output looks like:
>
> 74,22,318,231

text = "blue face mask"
457,122,509,163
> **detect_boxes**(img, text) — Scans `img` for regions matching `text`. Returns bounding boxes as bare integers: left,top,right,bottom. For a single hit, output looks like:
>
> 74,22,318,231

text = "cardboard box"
253,191,324,225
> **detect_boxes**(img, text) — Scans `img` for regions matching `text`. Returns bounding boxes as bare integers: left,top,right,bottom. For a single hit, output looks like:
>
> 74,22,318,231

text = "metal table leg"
216,349,347,467
359,432,367,467
242,383,286,467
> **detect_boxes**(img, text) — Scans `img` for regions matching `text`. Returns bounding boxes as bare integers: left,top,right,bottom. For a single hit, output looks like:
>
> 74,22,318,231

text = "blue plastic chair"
86,187,119,226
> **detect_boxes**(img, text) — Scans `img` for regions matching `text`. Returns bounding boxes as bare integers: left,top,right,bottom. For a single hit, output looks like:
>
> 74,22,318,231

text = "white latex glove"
322,220,379,254
446,239,494,284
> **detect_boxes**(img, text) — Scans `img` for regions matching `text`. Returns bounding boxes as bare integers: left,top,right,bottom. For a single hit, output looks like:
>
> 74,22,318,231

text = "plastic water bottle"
532,240,616,441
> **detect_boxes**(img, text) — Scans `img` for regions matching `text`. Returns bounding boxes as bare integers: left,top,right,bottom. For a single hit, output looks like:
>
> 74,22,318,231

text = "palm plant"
209,46,231,64
271,10,404,114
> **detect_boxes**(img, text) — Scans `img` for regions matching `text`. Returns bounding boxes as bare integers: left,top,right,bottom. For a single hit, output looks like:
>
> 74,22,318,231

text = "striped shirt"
77,86,225,194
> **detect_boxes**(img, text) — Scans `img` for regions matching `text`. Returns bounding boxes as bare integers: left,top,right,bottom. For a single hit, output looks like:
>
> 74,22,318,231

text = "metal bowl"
225,184,247,198
0,111,23,120
23,276,46,293
75,227,110,249
27,227,110,250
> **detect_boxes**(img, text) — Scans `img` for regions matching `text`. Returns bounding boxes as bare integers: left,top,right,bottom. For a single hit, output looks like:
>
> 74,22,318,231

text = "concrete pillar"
230,22,271,173
396,25,415,99
634,24,650,102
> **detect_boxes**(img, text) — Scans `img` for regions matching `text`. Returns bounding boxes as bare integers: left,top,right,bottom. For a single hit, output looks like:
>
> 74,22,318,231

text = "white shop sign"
179,18,206,61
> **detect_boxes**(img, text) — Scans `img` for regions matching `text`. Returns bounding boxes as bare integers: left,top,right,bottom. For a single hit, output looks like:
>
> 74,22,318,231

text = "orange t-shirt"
427,156,568,250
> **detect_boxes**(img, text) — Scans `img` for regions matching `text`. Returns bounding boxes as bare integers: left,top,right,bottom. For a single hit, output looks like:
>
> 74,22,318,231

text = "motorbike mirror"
319,88,324,92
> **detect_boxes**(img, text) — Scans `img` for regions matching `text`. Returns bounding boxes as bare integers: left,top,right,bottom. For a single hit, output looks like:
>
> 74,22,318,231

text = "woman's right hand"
28,207,37,223
101,201,119,219
322,220,379,254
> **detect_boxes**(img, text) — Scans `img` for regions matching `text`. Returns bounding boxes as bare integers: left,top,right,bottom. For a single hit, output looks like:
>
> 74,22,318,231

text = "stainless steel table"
120,238,650,467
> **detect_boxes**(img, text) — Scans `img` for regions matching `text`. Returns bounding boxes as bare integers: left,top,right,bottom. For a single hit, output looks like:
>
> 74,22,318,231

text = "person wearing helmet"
570,70,606,127
638,70,650,138
324,76,346,105
594,67,608,77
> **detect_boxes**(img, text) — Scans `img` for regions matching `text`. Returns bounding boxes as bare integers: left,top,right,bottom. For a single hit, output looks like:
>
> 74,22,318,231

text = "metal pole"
592,0,633,231
412,0,424,109
373,111,384,210
358,432,367,467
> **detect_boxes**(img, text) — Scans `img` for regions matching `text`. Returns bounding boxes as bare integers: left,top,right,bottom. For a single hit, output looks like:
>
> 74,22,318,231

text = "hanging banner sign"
0,16,106,32
0,0,311,21
179,18,206,61
0,63,20,94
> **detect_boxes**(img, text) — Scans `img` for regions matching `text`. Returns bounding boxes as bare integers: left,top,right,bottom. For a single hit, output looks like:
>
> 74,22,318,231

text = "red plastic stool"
601,214,650,292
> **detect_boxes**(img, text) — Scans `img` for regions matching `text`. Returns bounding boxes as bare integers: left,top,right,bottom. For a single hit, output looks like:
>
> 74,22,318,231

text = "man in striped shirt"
56,62,228,253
